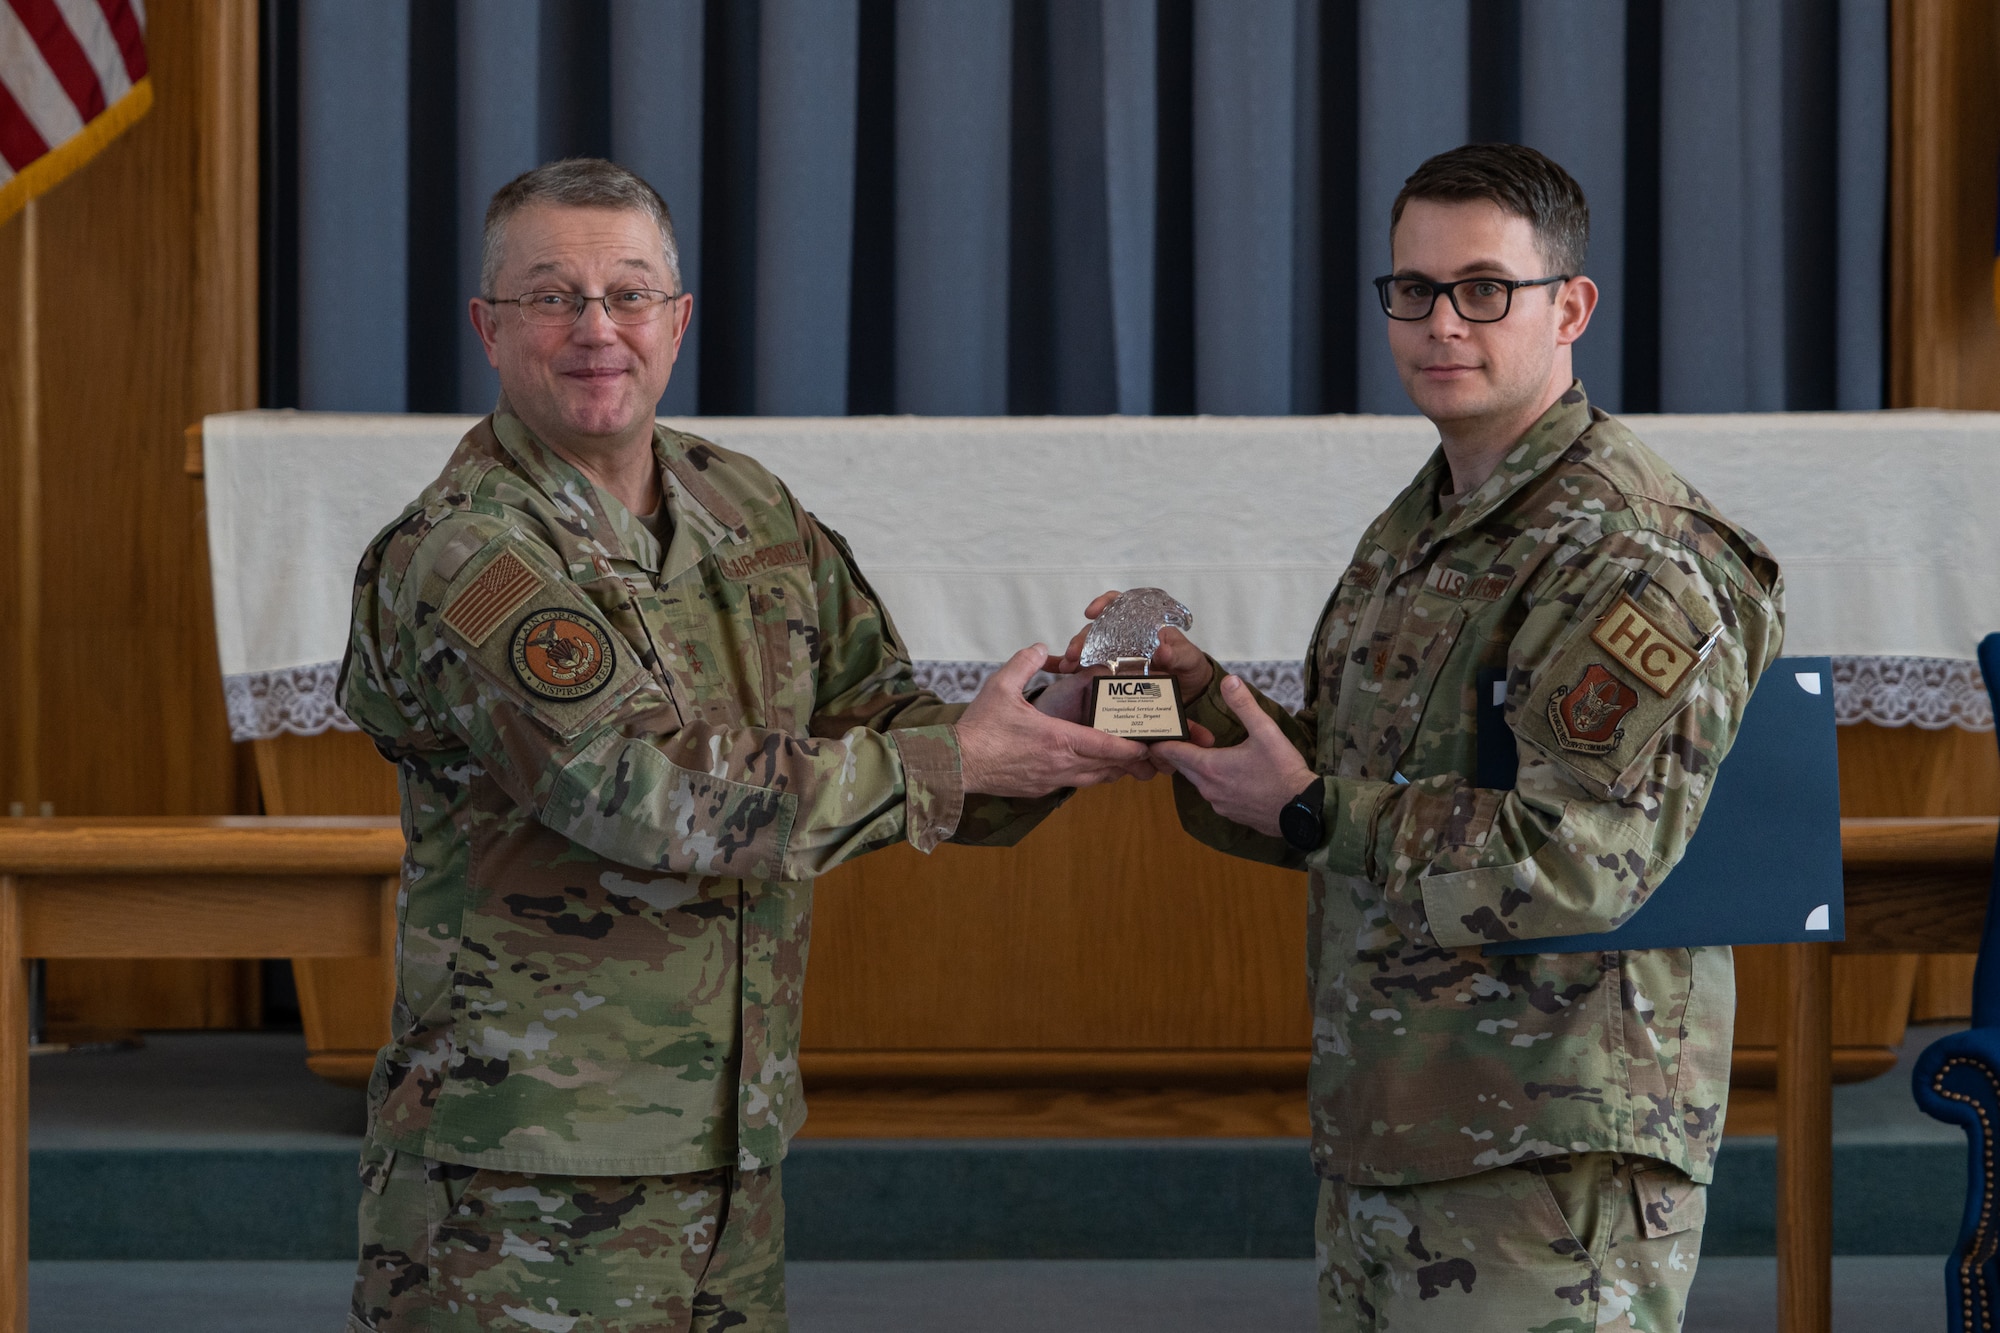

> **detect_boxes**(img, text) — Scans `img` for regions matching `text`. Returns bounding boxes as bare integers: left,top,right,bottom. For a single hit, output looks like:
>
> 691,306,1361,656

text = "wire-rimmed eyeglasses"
483,288,683,326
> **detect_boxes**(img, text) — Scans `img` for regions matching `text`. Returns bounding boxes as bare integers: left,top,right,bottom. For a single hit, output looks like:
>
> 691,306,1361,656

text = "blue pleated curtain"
270,0,1888,419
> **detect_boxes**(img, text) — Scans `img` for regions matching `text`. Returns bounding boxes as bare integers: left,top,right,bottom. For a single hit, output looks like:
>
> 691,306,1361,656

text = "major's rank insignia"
1547,663,1638,754
510,608,617,700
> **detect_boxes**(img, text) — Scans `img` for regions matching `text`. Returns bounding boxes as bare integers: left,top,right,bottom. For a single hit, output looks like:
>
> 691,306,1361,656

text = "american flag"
0,0,149,225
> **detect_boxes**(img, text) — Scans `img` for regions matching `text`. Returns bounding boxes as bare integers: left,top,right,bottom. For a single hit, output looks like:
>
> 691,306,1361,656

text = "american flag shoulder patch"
442,549,543,647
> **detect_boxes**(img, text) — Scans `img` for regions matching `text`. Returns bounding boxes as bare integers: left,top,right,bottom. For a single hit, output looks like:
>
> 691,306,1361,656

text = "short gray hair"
480,158,683,297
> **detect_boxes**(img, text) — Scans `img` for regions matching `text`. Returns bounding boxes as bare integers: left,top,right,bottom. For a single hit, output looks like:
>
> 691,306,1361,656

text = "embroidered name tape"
1591,594,1695,697
1425,565,1471,597
716,540,808,580
1422,565,1510,601
442,550,542,648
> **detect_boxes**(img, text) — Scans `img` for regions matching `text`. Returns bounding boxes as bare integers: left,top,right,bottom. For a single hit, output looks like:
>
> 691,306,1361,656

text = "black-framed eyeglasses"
483,288,684,326
1372,273,1571,323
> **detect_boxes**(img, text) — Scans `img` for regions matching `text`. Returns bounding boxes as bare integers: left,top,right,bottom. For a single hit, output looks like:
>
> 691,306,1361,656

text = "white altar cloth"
201,409,2000,739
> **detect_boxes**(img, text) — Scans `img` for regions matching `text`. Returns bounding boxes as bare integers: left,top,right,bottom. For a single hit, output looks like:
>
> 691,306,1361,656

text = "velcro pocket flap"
1516,555,1719,798
1633,1165,1706,1238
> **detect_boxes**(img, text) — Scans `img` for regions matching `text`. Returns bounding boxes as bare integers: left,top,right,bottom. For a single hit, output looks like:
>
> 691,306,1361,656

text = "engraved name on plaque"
1078,587,1192,742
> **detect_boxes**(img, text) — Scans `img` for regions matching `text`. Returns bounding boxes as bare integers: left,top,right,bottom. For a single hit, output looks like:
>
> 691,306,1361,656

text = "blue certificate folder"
1482,655,1845,954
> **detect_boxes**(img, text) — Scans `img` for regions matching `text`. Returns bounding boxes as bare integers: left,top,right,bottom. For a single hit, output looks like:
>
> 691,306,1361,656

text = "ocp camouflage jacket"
338,411,1050,1176
1177,383,1784,1188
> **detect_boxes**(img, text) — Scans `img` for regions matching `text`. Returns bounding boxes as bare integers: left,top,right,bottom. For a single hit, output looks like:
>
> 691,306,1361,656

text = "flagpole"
13,199,36,817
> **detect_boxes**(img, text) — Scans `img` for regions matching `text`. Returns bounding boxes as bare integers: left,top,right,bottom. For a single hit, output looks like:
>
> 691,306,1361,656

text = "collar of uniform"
489,410,657,572
1389,380,1594,577
1440,380,1593,538
1369,449,1455,575
653,426,754,585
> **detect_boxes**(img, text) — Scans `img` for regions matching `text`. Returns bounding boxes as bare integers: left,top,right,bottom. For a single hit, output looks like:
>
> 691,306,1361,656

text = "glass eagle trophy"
1077,587,1192,742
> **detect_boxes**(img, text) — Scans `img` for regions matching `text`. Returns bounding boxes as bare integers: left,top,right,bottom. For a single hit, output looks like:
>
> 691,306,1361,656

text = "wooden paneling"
248,735,400,1087
1839,722,2000,818
797,1086,1309,1139
1890,0,2000,409
0,2,262,1029
0,215,21,821
803,777,1309,1053
1844,722,2000,1021
22,877,386,957
2,211,32,820
254,729,1317,1110
799,1049,1308,1086
254,732,399,818
0,816,403,873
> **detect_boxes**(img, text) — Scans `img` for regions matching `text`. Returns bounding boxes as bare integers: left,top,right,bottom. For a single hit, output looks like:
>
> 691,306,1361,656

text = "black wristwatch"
1279,777,1326,852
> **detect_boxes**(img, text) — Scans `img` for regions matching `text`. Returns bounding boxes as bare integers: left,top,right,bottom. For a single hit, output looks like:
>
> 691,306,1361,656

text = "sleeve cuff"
1183,655,1246,744
895,724,965,853
1316,777,1393,879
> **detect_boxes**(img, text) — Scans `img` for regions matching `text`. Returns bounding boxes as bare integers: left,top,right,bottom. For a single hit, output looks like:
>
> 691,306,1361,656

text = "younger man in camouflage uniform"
1081,145,1785,1329
338,159,1149,1332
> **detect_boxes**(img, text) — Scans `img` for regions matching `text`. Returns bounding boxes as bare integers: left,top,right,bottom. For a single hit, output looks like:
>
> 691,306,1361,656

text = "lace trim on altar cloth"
917,657,1995,732
223,662,359,740
1832,656,1991,730
221,654,1991,741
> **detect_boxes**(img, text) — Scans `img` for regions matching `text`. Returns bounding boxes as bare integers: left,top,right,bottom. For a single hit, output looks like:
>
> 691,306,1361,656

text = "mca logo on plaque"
1078,587,1192,742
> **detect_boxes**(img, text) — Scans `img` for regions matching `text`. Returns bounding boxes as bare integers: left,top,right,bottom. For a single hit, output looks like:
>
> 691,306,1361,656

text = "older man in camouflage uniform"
337,158,1148,1332
1077,145,1784,1330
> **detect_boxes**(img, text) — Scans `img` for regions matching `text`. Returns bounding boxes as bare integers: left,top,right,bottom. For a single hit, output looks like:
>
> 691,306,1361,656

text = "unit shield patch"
510,608,617,701
1546,663,1639,755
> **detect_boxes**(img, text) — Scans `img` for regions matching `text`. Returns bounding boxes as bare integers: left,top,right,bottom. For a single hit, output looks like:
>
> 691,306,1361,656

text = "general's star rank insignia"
510,608,617,701
1547,663,1639,755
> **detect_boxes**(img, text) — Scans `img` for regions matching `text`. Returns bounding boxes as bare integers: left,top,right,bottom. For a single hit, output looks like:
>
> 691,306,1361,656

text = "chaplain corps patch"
510,608,617,700
1546,663,1638,755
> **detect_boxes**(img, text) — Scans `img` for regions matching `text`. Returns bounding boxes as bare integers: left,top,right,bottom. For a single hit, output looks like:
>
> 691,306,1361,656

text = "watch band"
1279,777,1326,853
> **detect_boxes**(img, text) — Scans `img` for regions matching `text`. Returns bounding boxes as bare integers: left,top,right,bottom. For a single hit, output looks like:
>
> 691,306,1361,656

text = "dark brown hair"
1390,143,1588,276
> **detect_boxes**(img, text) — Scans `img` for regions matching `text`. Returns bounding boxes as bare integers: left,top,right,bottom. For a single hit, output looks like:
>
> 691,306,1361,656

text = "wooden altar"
253,714,1998,1145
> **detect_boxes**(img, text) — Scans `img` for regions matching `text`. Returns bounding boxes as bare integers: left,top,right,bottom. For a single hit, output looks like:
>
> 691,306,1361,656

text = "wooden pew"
1779,816,1997,1333
0,817,402,1333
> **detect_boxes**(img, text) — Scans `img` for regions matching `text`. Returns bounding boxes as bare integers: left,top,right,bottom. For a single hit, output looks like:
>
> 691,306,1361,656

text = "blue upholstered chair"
1912,631,2000,1329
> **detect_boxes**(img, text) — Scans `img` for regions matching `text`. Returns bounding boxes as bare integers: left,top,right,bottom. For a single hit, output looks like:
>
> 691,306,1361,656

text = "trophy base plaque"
1086,673,1187,741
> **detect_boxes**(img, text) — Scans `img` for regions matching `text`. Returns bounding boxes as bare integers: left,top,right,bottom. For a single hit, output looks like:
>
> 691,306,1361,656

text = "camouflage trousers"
349,1149,786,1332
1317,1153,1705,1332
